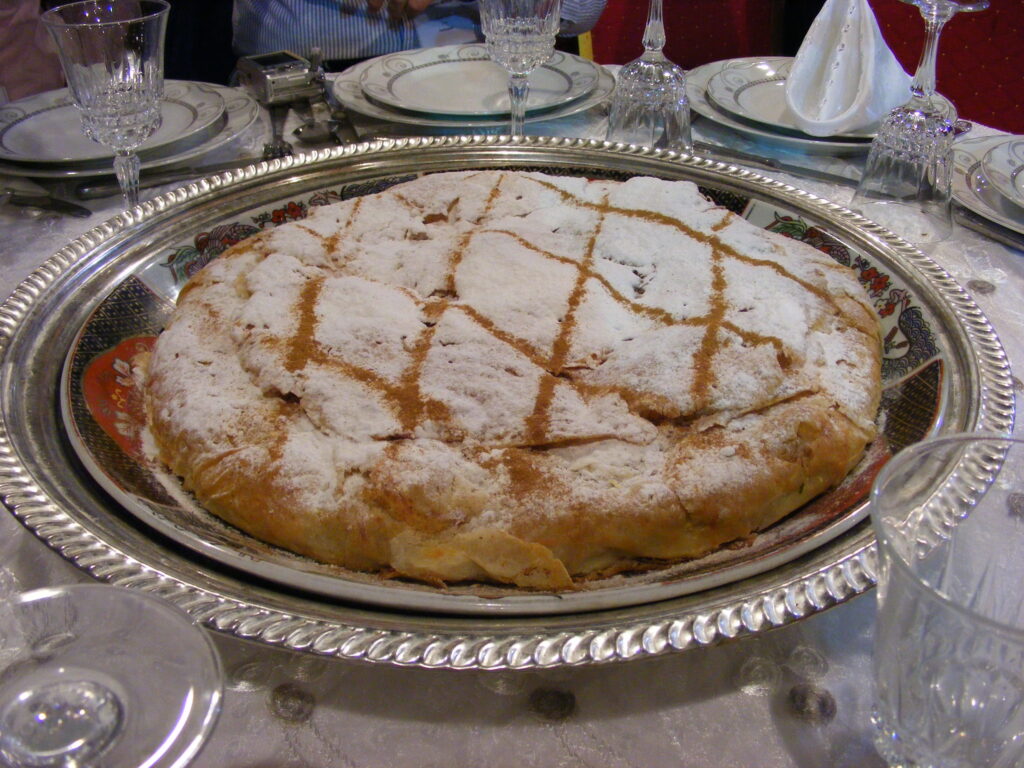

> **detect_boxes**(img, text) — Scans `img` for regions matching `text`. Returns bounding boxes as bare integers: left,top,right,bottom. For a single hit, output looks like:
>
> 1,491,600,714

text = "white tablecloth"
0,80,1020,767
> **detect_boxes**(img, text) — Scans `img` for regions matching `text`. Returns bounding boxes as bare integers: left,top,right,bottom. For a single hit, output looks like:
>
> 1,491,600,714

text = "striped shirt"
232,0,606,61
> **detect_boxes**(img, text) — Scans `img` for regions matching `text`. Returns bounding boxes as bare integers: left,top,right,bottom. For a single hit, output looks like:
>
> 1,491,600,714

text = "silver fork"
262,103,294,160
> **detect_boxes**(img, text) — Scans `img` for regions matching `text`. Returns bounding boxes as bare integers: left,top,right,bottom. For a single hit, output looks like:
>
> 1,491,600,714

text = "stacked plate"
331,43,613,131
688,56,896,157
953,134,1024,238
0,80,260,179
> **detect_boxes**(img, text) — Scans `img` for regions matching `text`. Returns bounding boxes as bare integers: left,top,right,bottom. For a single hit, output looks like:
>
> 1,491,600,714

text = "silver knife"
330,108,361,145
319,78,361,145
692,141,861,189
953,205,1024,252
74,157,268,200
74,138,859,200
2,191,92,218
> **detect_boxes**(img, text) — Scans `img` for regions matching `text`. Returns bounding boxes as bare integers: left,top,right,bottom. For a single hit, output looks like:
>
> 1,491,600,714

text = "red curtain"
588,0,782,70
590,0,1022,134
869,0,1023,134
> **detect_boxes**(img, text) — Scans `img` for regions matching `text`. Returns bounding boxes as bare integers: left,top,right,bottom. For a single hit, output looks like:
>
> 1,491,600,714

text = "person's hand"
367,0,436,21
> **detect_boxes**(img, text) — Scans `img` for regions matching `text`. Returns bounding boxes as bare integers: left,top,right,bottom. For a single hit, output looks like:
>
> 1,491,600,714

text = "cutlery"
953,205,1024,252
289,49,364,147
75,122,376,200
329,109,361,145
1,190,92,218
74,157,272,200
293,98,361,146
291,93,333,144
75,136,858,201
293,122,330,145
314,65,361,145
692,141,861,188
262,102,295,159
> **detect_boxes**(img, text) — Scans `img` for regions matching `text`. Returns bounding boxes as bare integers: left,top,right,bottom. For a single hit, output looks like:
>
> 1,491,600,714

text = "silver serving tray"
0,138,1014,669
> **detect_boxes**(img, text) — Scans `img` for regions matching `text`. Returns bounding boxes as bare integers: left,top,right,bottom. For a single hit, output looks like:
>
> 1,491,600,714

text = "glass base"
870,705,989,768
0,678,122,768
606,104,692,153
873,707,924,768
851,97,956,251
0,585,222,768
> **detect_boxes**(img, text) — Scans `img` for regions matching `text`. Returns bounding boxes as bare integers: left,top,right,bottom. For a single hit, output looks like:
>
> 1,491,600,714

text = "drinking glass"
479,0,561,137
850,0,988,248
605,0,691,153
870,433,1024,768
41,0,170,210
0,583,222,768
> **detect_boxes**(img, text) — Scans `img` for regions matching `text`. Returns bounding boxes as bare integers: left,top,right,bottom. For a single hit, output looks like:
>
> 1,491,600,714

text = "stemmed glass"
41,0,170,210
850,0,988,247
479,0,562,138
0,583,222,768
605,0,692,153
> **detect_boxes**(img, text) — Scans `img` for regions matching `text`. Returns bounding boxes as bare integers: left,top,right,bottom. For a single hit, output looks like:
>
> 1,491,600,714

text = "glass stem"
909,4,954,107
114,150,141,209
641,0,665,53
508,73,529,138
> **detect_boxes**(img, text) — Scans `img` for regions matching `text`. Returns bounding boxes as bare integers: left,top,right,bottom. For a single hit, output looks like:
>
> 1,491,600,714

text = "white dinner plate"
953,134,1024,236
0,84,260,180
688,57,872,156
980,136,1024,207
333,56,614,129
704,59,876,141
358,44,600,117
0,80,226,165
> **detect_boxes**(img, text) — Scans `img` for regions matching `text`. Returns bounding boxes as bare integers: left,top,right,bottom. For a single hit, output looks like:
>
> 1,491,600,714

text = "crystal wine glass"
41,0,170,210
870,434,1024,768
0,583,222,768
605,0,692,153
479,0,562,138
850,0,988,247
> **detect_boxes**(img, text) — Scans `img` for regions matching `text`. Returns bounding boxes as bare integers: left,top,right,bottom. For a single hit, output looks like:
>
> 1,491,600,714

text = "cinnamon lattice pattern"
244,171,851,449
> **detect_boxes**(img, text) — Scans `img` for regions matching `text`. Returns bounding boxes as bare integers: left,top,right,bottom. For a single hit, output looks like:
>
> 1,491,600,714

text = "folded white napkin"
785,0,911,137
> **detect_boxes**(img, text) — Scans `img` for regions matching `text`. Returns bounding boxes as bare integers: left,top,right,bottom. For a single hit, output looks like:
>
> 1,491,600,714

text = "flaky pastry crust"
144,171,882,590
